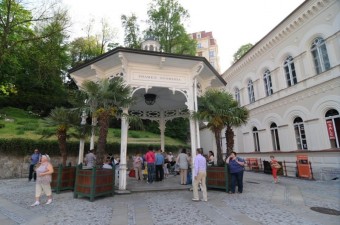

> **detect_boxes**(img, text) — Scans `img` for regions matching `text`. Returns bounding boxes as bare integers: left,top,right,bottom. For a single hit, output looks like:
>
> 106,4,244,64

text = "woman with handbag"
30,154,54,206
270,155,281,183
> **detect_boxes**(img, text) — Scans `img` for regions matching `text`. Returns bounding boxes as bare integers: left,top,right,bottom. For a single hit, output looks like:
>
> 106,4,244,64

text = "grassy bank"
0,107,185,146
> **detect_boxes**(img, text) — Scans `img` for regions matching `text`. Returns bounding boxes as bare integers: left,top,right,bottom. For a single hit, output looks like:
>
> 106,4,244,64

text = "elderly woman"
207,151,214,166
176,148,189,185
31,154,54,206
226,151,245,194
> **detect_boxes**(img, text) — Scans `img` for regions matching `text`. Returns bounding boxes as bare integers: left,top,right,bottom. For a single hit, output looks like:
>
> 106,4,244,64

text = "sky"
64,0,305,72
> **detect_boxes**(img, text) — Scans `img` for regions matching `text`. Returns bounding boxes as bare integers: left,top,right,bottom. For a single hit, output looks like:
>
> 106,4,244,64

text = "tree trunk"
214,129,224,166
225,125,234,156
96,111,110,165
57,131,67,166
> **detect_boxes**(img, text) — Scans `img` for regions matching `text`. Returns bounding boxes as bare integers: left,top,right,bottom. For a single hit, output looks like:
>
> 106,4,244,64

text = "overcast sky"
64,0,305,72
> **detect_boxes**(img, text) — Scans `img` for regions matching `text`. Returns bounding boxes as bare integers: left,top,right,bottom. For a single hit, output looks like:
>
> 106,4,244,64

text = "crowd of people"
130,146,191,184
28,146,281,205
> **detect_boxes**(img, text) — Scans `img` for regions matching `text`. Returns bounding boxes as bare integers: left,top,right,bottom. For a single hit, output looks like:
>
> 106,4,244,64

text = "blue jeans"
28,164,37,181
231,171,244,193
147,163,155,183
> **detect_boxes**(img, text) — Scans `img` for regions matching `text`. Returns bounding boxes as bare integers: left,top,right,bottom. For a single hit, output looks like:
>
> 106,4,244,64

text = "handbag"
129,169,135,177
273,163,281,169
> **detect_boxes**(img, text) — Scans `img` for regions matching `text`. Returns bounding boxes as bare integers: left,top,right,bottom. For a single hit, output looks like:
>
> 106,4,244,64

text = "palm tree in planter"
44,107,80,166
80,77,135,165
194,89,249,166
193,89,249,191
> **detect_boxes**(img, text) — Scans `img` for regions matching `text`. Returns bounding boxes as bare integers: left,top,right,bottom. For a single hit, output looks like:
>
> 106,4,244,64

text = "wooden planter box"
73,164,115,202
206,166,230,192
51,165,76,194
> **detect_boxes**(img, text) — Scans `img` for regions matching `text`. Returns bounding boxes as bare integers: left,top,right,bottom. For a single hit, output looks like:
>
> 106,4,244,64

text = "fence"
244,158,316,180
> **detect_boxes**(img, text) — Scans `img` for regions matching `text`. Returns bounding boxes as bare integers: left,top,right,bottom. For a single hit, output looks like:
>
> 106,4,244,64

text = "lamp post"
78,110,87,165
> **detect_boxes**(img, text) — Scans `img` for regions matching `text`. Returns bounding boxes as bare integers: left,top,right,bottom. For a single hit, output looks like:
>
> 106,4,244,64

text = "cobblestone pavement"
0,172,339,225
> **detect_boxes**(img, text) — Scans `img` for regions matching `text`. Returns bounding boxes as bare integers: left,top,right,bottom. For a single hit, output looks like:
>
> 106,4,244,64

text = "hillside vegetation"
0,107,185,146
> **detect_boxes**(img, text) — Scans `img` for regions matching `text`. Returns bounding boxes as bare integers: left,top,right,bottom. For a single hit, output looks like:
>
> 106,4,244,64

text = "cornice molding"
249,76,340,116
224,0,334,80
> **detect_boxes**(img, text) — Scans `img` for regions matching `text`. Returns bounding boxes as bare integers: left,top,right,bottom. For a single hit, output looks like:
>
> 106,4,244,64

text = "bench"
246,158,259,171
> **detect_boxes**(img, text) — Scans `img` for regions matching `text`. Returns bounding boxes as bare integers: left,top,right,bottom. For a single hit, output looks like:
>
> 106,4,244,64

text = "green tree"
194,89,249,166
69,36,102,67
44,107,80,166
0,0,33,96
147,0,196,55
8,8,71,114
99,17,119,54
80,78,135,165
224,107,249,157
0,1,71,113
121,14,142,49
165,118,189,141
233,43,253,63
0,0,70,86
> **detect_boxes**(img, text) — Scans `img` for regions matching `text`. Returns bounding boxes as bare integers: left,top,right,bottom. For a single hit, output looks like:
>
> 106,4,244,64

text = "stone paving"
0,172,339,225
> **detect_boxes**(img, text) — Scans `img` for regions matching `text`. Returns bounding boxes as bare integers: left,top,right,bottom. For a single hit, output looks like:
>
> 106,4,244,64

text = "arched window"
253,127,260,151
284,56,297,87
263,70,273,96
270,123,280,151
311,37,330,74
144,45,148,50
293,117,308,150
325,109,340,148
149,45,154,51
234,88,240,105
247,80,255,103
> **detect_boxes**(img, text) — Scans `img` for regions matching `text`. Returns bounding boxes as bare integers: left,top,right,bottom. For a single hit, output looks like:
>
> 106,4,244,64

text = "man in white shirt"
192,148,207,202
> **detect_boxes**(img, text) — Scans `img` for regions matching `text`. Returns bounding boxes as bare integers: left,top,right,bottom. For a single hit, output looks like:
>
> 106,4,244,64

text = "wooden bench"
246,158,259,171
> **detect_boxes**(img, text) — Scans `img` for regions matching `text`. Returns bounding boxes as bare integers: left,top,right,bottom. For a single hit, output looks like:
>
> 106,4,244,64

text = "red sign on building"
326,120,335,140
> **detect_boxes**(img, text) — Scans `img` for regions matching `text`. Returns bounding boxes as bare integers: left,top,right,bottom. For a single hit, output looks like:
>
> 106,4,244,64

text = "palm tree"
80,77,134,165
194,89,249,166
225,106,249,156
44,107,80,166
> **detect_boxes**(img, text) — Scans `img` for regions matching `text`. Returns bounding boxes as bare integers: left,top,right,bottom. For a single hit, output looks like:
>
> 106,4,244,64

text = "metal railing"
244,158,315,180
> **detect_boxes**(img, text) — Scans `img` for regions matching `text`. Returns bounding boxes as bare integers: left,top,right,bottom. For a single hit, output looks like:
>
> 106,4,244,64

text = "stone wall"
0,154,78,179
0,154,136,179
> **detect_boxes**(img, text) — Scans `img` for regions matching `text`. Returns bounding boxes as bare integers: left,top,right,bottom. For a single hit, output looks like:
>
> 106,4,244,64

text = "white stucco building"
206,0,340,180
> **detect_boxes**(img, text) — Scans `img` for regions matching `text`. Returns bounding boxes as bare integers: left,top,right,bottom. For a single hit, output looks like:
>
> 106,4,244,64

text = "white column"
119,108,129,190
189,117,197,177
78,110,87,165
90,117,97,150
187,86,197,175
159,111,166,151
194,78,201,148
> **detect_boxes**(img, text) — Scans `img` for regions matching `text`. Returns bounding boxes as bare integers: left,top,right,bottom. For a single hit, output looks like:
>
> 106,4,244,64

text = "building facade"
201,0,340,179
191,31,221,73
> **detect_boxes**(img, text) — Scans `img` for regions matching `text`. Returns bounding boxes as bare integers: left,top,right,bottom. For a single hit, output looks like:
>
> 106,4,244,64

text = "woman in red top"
145,146,155,183
270,155,280,183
